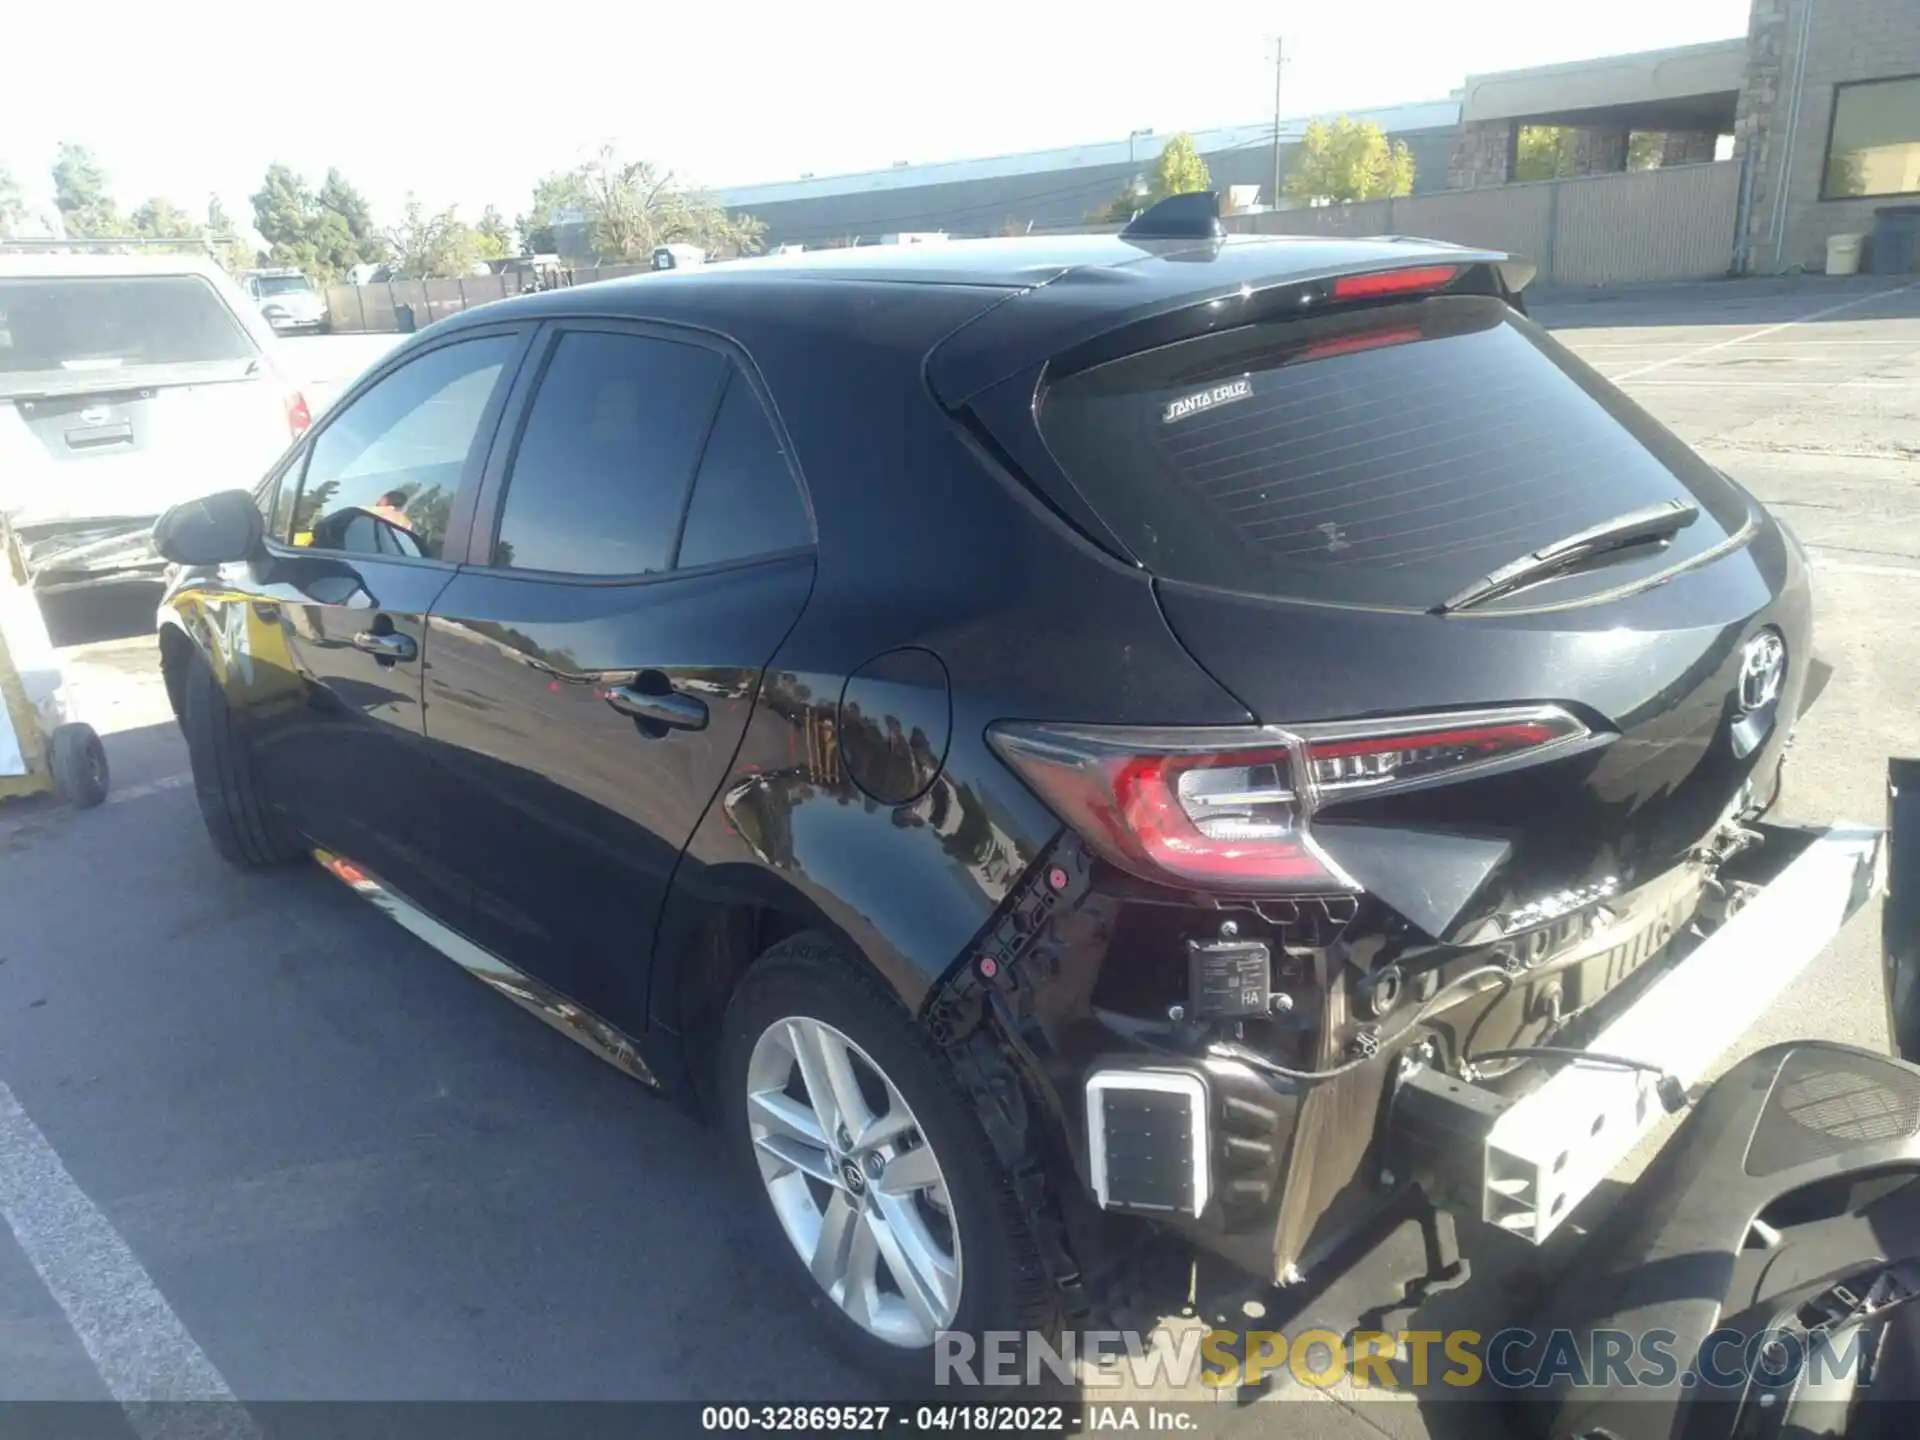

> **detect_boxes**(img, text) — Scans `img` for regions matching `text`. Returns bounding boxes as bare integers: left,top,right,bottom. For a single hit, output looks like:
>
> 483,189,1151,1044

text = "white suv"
0,253,312,593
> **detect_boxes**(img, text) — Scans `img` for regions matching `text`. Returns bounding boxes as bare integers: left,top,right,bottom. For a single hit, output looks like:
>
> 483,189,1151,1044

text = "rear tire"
720,932,1059,1389
179,654,304,869
48,724,108,809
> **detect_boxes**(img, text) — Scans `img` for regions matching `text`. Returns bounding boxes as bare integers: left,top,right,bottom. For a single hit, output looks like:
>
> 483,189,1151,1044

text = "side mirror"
153,490,265,566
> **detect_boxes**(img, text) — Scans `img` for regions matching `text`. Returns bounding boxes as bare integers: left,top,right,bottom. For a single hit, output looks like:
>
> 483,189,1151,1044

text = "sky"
3,0,1753,235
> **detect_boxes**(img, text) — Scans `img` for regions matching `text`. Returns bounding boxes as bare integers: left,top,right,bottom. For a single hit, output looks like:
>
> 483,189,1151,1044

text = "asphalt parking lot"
2,275,1917,1437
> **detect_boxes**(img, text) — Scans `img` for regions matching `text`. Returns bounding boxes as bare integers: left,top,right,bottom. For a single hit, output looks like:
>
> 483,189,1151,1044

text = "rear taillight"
1296,713,1581,796
260,353,313,438
988,706,1588,896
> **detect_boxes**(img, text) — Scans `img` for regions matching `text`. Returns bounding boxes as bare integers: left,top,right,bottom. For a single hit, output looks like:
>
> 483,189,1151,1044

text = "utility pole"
1270,37,1286,210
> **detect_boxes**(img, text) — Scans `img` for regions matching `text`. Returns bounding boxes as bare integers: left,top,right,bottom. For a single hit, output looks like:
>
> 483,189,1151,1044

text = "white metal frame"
1085,1069,1212,1216
1483,822,1885,1243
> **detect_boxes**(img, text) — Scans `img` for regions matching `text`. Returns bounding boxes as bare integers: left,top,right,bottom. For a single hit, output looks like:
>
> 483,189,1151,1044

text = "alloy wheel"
745,1015,962,1347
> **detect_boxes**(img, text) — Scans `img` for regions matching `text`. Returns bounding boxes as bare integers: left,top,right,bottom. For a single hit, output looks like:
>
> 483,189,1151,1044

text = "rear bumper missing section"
1482,820,1883,1243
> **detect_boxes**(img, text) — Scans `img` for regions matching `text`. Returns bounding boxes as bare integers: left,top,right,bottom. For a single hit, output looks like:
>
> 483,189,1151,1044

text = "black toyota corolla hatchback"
153,200,1810,1379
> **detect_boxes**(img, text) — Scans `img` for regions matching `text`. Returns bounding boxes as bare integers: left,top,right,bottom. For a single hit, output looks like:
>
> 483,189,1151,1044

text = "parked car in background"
150,211,1847,1382
244,267,329,333
0,253,312,593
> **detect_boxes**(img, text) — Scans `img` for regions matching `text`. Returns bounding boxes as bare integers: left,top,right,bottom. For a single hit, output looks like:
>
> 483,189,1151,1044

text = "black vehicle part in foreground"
154,198,1876,1378
1525,763,1920,1440
1886,758,1920,1064
1525,1042,1920,1440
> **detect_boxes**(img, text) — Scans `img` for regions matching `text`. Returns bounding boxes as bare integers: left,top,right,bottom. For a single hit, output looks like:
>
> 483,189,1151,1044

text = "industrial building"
714,100,1461,248
718,0,1920,274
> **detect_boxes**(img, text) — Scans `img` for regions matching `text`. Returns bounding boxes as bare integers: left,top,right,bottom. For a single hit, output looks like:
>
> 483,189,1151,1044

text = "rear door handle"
604,680,707,733
351,630,418,662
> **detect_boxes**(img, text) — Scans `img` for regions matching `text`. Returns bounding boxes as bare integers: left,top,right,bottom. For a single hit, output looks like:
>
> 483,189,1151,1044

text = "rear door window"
1036,295,1747,610
490,330,726,575
0,275,258,392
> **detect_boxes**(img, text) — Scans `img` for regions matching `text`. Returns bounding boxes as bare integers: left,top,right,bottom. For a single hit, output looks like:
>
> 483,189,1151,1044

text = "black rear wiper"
1433,498,1700,614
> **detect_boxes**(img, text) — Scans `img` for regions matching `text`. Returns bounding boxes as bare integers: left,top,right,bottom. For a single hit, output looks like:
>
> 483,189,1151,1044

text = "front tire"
720,933,1058,1387
179,654,303,869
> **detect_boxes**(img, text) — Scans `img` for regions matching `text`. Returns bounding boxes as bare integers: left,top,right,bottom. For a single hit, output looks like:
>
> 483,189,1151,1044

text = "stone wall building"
1442,0,1920,272
1736,0,1920,271
1444,40,1747,191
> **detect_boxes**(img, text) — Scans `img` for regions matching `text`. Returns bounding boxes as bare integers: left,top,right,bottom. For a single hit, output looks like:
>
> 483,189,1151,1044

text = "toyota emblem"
1737,630,1786,714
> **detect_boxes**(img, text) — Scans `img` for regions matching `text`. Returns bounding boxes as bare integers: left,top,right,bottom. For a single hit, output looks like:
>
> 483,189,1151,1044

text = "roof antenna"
1120,191,1224,242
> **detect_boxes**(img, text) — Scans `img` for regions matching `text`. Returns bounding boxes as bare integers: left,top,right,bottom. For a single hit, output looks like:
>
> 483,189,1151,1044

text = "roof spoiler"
1120,191,1224,242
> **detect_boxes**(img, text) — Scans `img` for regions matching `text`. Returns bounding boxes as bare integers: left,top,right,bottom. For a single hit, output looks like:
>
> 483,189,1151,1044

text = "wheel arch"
156,615,200,719
651,863,894,1121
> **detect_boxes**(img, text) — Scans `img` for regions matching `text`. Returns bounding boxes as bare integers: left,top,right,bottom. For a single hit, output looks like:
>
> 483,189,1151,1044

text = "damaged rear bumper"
9,519,165,593
1052,821,1882,1286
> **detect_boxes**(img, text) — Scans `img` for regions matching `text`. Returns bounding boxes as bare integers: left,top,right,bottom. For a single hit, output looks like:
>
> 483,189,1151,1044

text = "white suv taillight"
988,706,1590,895
257,353,313,438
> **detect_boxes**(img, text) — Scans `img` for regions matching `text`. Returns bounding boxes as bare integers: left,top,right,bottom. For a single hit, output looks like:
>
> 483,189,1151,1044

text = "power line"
1271,38,1287,211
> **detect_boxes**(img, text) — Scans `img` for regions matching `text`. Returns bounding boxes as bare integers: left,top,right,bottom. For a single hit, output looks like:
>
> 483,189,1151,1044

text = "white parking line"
1609,283,1920,382
1568,339,1919,349
1814,555,1920,579
0,1079,259,1436
1617,378,1915,389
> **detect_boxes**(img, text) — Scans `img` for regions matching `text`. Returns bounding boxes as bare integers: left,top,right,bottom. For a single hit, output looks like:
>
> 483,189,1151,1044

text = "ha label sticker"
1162,376,1252,425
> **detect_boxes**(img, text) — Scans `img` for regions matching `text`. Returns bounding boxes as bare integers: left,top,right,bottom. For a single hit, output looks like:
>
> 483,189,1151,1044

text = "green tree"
316,169,378,249
252,163,320,271
1285,118,1415,203
714,209,767,259
315,168,386,273
207,196,260,275
52,142,119,237
1514,126,1578,182
0,165,26,237
1088,180,1149,224
1153,133,1212,198
383,196,485,278
517,169,592,255
526,147,766,263
1088,133,1211,223
251,164,383,280
474,204,515,260
128,196,198,240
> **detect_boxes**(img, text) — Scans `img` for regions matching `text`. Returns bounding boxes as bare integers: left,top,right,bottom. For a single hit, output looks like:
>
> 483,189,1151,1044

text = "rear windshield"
254,275,312,295
0,275,258,388
1036,295,1747,610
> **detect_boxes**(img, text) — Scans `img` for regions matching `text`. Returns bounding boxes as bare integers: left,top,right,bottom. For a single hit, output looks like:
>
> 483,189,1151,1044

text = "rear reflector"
989,706,1590,896
1330,265,1460,300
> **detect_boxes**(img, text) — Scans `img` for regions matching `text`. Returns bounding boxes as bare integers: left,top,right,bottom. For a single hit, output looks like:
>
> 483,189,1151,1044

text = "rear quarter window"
1035,295,1747,610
